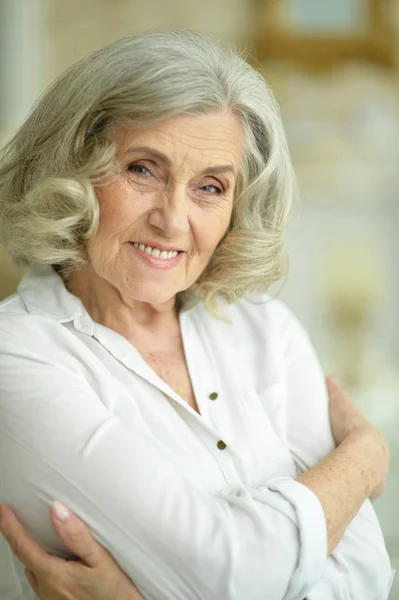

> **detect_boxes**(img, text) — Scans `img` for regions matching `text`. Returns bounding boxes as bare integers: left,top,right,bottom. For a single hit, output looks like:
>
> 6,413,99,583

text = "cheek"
194,203,233,254
86,195,129,262
95,184,148,238
98,196,131,230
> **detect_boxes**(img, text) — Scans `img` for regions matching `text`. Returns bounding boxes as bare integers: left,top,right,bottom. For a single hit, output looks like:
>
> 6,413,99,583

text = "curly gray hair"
0,29,296,312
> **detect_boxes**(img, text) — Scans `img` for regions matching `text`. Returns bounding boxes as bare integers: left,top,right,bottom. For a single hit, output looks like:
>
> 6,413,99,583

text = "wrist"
344,426,388,497
114,580,142,600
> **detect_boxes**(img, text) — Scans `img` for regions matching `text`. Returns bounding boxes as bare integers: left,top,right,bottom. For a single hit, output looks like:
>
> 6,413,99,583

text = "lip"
130,240,184,252
128,242,184,270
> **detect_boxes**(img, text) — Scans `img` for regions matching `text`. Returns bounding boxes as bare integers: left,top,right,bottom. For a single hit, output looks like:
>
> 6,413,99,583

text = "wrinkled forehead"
111,112,244,175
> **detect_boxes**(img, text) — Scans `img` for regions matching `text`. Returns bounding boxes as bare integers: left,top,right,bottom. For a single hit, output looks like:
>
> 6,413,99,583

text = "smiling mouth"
130,242,182,260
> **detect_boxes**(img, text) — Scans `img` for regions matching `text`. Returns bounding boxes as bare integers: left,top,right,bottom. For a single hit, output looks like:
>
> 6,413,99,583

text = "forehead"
113,111,244,170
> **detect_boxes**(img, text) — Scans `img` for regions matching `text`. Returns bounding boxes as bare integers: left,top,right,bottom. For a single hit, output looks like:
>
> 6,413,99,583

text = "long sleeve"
276,301,394,599
0,322,327,600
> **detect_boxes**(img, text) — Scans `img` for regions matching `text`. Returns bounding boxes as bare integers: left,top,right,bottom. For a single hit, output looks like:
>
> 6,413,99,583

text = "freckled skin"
68,111,243,334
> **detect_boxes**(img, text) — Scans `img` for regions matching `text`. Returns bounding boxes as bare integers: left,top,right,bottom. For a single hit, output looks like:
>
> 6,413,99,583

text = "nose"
148,184,190,237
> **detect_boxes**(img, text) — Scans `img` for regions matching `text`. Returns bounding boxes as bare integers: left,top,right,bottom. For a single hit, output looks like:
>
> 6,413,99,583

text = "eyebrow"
122,145,237,177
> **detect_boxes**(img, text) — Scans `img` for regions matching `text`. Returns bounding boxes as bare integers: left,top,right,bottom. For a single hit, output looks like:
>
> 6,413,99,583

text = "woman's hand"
0,501,145,600
327,376,374,445
326,376,389,501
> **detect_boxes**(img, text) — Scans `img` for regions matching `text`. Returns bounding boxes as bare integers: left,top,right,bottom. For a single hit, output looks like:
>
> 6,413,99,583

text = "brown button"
209,392,218,400
217,440,227,450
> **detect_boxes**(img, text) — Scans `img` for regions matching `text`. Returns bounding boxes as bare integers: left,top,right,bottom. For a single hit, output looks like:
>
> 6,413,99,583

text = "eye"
201,183,223,195
127,163,151,177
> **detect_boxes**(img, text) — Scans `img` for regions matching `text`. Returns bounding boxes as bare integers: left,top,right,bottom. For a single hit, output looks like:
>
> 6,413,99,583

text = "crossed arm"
277,305,392,597
0,377,392,600
0,306,393,599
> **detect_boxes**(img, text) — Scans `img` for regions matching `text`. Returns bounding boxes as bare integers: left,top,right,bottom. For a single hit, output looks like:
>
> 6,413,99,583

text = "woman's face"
85,111,243,306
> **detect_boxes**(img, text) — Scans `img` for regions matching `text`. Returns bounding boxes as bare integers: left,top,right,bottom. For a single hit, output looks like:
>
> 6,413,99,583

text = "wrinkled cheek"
86,236,117,272
189,249,214,280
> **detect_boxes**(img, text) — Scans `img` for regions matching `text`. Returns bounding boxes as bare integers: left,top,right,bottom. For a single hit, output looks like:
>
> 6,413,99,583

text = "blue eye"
129,164,150,176
202,184,223,194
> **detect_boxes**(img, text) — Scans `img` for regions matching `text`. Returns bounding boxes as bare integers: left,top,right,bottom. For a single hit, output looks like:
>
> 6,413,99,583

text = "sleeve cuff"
305,564,349,599
266,477,327,599
306,564,396,600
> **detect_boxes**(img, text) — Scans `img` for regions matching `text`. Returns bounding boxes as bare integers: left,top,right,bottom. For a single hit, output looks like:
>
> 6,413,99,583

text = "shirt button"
217,440,227,450
209,392,218,400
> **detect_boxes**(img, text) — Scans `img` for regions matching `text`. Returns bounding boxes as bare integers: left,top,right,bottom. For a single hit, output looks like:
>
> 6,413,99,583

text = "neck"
66,266,179,339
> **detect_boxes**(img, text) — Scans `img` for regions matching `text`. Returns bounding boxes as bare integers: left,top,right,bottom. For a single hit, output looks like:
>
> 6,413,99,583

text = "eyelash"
127,163,225,195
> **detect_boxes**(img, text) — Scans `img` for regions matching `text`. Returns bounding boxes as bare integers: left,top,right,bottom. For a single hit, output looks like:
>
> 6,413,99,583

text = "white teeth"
132,242,179,260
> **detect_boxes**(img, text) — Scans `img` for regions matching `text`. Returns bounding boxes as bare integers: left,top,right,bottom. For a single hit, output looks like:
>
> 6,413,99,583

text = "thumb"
24,568,39,595
50,501,103,568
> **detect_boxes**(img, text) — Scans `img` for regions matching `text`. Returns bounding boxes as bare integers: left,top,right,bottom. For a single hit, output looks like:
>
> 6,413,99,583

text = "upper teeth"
133,242,179,259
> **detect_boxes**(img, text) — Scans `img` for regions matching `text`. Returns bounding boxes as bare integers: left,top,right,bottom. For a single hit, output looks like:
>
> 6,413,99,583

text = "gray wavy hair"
0,30,296,312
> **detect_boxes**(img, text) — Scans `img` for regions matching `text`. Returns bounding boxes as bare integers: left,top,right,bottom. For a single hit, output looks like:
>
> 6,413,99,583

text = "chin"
126,283,178,307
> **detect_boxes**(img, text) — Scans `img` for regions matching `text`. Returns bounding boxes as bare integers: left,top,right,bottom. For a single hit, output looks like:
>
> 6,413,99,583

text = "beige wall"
0,248,24,300
43,0,255,84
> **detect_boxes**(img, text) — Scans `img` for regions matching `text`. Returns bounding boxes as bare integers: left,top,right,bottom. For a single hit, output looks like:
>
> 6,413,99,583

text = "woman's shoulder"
0,289,28,317
188,292,310,369
218,291,308,340
0,290,80,369
0,292,59,340
0,292,41,343
187,293,311,389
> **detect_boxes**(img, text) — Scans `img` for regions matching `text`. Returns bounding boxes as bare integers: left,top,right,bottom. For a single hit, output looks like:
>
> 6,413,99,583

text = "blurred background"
0,0,398,595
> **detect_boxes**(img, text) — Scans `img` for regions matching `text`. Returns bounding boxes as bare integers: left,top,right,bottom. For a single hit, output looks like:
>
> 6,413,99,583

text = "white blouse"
0,265,393,600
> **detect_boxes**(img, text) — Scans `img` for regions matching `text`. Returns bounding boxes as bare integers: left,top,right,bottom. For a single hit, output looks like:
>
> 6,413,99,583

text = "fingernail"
52,501,71,521
327,376,339,385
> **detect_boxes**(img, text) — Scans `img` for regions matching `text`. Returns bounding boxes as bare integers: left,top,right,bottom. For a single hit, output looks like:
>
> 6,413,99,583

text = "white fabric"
0,264,393,600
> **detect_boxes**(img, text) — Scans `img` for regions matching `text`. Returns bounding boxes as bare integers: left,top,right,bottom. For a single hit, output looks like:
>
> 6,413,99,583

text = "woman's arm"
0,501,145,600
270,300,393,599
0,314,391,600
0,322,328,600
0,382,389,600
0,322,391,600
298,379,388,555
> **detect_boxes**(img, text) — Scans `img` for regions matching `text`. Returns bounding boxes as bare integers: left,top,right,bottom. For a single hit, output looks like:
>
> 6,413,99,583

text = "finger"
51,501,104,568
326,376,348,401
326,375,339,391
24,568,39,595
0,504,56,574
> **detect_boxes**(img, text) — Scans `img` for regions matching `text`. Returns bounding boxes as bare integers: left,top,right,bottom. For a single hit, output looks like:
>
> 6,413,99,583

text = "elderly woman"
0,30,394,600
